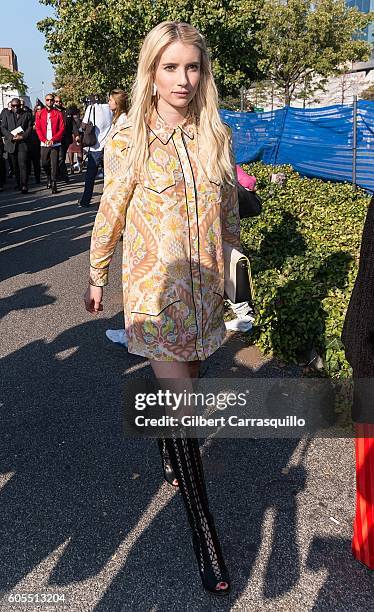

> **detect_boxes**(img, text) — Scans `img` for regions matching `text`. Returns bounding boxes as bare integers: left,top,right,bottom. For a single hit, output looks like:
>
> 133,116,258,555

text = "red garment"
352,424,374,570
35,108,65,145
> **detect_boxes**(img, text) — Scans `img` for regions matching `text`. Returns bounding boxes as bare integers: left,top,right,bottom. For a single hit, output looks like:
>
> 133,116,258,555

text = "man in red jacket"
35,93,65,193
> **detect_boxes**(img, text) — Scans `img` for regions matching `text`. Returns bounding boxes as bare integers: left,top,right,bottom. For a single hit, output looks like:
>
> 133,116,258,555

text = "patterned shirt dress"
89,111,241,362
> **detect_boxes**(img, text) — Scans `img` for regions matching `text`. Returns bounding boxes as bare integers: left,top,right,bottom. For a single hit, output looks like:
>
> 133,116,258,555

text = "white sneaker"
225,316,253,332
97,170,104,179
229,301,255,320
73,162,81,172
105,329,128,347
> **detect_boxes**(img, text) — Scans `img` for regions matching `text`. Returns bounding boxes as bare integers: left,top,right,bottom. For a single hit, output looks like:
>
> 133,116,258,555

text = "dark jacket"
27,113,42,153
72,114,82,134
0,135,4,186
0,108,33,153
342,195,374,422
58,107,79,147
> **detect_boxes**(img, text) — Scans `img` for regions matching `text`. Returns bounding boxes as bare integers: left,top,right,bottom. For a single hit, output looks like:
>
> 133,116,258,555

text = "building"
346,0,374,45
0,48,18,72
0,47,31,111
346,0,374,90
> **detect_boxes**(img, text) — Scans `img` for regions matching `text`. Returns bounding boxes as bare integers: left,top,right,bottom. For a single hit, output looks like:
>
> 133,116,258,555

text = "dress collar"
147,108,195,144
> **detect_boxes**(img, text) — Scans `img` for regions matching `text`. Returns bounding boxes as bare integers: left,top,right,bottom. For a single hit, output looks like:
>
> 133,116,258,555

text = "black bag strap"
87,105,93,125
86,105,96,152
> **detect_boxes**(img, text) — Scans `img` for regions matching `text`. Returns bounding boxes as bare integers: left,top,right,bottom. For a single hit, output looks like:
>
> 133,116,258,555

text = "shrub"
240,162,371,380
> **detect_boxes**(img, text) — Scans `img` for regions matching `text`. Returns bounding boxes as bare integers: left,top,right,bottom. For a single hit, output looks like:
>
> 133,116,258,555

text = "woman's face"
108,95,117,111
154,42,201,114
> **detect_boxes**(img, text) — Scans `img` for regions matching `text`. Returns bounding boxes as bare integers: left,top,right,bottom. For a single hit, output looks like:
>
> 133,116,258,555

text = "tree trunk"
284,86,291,107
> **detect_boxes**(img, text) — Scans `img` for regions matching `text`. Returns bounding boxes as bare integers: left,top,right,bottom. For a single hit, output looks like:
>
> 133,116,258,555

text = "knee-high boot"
162,434,230,594
157,438,178,487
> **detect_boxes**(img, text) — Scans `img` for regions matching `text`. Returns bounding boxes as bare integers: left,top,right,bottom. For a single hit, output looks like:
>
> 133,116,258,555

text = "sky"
1,0,55,105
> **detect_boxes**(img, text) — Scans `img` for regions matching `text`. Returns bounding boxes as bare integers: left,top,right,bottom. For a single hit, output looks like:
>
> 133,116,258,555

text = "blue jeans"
80,150,103,206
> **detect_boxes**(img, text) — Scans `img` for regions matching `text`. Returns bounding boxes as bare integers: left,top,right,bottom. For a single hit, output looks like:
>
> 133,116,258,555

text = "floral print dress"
89,111,241,362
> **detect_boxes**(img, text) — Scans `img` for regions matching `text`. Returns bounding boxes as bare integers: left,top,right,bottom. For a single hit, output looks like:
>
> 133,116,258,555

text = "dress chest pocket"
143,170,176,194
142,148,177,194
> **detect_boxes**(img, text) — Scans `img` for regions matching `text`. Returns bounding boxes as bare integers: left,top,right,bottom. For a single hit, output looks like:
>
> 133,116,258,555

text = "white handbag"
223,241,254,305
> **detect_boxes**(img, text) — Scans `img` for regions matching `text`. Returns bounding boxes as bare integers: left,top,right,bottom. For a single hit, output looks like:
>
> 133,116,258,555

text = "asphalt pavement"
0,173,372,611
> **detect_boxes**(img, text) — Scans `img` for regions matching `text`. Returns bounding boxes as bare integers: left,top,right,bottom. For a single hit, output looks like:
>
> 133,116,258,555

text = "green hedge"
240,162,371,379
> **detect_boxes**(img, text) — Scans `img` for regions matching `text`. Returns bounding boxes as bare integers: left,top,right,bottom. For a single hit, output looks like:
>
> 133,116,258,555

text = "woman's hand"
84,285,103,314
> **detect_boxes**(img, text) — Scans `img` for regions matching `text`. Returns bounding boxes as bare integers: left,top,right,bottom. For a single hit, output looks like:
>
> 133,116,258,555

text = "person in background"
342,194,374,572
26,102,43,185
0,97,32,193
77,94,112,207
54,95,78,182
67,106,83,174
108,89,129,127
35,93,65,194
4,102,14,179
0,134,4,191
19,99,32,117
97,91,128,184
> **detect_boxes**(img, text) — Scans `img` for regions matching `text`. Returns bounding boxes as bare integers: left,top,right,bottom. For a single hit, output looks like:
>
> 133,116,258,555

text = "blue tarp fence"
221,101,374,193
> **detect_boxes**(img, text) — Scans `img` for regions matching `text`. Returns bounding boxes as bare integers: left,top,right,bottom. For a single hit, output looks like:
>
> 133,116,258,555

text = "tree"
361,84,374,101
256,0,373,106
246,80,273,109
38,0,264,103
38,0,154,101
52,65,88,109
0,66,27,95
155,1,265,95
294,73,328,108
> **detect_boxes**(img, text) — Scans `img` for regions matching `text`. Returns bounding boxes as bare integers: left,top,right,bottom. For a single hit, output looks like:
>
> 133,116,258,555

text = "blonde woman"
108,89,129,127
84,22,241,595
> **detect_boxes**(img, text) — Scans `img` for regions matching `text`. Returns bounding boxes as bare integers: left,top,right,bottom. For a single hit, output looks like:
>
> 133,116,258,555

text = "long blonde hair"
127,21,235,185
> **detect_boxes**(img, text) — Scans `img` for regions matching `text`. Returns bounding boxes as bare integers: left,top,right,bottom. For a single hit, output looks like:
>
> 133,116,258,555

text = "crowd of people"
0,94,81,194
0,89,128,202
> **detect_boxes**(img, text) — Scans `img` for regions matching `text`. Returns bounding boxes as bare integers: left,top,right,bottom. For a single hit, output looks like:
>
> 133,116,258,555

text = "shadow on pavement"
306,536,372,611
0,182,372,609
0,315,372,610
0,175,101,283
0,284,56,320
0,318,156,592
